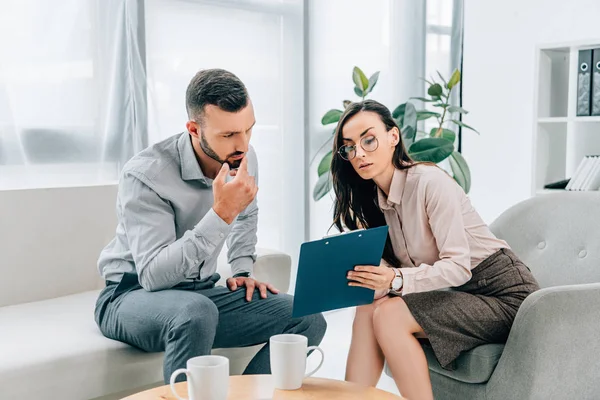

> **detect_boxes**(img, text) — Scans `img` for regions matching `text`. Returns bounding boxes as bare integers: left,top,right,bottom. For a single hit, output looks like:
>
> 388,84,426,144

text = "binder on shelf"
569,156,588,190
567,155,600,191
576,156,595,190
576,50,593,116
566,157,587,190
587,158,600,190
580,156,598,190
592,49,600,116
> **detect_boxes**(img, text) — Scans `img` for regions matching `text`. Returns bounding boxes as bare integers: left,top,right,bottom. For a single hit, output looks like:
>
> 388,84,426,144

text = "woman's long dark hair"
331,100,413,268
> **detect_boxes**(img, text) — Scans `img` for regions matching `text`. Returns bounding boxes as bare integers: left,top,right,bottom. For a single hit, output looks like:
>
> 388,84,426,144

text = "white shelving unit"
532,39,600,195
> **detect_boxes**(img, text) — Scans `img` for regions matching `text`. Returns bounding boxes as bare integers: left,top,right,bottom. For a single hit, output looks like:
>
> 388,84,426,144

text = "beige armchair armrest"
216,248,292,293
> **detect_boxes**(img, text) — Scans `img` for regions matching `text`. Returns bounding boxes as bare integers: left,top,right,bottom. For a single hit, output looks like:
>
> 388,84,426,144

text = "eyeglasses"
338,135,379,161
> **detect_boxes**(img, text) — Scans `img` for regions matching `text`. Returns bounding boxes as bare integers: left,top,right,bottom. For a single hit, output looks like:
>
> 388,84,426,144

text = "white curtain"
0,0,147,190
0,0,305,260
423,0,464,138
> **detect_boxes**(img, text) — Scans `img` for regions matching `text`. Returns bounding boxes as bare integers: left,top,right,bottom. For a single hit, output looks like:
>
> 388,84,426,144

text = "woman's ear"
389,127,400,146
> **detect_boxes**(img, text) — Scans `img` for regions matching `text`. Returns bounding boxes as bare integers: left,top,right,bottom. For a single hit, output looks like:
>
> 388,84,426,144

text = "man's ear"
186,120,200,138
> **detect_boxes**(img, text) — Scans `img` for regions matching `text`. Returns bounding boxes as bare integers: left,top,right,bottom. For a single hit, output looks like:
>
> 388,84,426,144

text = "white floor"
306,307,401,397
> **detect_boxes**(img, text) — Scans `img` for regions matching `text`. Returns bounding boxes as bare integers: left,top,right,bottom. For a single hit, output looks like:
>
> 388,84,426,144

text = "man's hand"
347,263,395,291
213,156,258,224
226,276,280,302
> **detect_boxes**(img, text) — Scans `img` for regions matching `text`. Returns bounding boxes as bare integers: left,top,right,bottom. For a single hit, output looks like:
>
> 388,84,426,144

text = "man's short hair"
185,69,249,124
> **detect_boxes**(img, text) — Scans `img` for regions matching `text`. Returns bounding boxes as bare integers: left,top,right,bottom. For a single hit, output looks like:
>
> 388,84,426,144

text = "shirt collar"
177,132,210,184
377,168,409,210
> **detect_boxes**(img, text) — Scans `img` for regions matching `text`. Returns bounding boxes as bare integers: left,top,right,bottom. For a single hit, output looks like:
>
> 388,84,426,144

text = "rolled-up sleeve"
121,172,232,291
399,173,472,295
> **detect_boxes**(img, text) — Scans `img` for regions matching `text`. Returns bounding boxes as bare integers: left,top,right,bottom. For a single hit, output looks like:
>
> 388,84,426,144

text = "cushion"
490,191,600,288
0,290,263,400
425,343,505,384
0,291,164,399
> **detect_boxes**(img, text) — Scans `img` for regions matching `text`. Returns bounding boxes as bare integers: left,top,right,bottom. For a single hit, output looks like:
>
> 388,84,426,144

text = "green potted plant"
312,66,477,201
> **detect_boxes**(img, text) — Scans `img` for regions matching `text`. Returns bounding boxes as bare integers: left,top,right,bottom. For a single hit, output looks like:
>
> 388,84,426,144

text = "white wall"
462,0,600,223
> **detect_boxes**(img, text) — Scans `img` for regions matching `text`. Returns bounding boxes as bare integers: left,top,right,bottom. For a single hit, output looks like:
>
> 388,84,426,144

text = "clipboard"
291,225,389,318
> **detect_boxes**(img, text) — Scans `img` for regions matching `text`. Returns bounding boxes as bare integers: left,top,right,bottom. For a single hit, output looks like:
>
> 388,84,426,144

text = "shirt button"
219,233,224,238
537,241,546,249
579,250,587,258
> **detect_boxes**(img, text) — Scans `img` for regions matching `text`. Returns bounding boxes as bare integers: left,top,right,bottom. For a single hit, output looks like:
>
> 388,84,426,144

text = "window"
423,0,464,143
145,0,305,257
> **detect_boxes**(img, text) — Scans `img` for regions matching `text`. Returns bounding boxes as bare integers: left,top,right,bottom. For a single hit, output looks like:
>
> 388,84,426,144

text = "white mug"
169,355,229,400
269,334,325,390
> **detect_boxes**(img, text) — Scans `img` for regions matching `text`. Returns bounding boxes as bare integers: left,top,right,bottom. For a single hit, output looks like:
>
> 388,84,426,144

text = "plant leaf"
321,109,343,125
410,96,436,103
313,172,332,201
343,100,352,109
317,151,333,176
352,66,369,91
408,138,454,163
416,110,442,121
437,71,448,88
427,83,444,97
447,69,461,89
433,103,450,108
419,77,434,86
451,119,479,134
309,131,334,165
402,125,416,140
366,71,380,94
448,105,469,114
403,102,417,128
449,151,471,193
430,127,456,143
354,86,364,98
392,103,406,119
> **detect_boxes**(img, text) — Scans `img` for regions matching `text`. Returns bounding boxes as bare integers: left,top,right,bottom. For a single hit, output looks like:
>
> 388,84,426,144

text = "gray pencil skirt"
402,248,540,370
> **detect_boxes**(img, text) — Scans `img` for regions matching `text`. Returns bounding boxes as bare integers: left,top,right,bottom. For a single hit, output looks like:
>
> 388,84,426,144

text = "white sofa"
0,185,291,400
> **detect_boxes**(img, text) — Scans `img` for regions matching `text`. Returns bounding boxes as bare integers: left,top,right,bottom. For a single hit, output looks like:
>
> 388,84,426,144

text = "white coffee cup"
169,355,229,400
269,334,325,390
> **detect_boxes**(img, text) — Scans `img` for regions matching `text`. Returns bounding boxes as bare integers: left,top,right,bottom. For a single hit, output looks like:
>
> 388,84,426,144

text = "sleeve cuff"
230,256,254,277
399,267,419,296
192,207,232,247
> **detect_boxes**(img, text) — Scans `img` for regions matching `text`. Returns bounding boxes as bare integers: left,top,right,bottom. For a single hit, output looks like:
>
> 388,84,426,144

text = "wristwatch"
390,267,403,294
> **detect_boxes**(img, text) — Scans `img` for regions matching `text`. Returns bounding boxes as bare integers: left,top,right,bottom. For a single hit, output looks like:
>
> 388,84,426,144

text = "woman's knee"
372,297,419,334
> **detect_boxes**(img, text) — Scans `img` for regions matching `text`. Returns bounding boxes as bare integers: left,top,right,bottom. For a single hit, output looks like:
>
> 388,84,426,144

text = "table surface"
122,375,404,400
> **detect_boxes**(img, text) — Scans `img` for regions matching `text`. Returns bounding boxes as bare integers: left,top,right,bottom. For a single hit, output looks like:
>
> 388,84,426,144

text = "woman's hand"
347,263,395,291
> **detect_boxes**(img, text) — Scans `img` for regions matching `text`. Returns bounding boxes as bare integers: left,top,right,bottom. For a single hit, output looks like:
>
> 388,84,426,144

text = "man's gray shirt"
98,132,258,291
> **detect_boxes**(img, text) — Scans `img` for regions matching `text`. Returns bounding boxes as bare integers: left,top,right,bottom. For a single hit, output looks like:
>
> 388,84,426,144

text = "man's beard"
199,132,244,169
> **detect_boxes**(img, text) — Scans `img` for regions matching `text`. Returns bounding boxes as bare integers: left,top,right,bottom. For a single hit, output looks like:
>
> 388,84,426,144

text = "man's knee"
294,312,327,345
273,294,327,343
171,295,219,335
308,312,327,340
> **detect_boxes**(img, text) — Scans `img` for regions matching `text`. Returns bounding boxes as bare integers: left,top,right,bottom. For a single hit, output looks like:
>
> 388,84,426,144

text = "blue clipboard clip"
291,225,389,318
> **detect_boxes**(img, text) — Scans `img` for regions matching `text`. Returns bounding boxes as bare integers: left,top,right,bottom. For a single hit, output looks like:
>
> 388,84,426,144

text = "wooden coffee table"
123,374,404,399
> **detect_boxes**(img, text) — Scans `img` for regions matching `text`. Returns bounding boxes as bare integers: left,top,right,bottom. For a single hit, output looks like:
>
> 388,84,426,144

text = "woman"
331,100,539,399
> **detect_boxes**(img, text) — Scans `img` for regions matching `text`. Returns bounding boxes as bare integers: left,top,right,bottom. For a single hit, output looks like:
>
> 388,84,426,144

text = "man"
94,69,327,383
